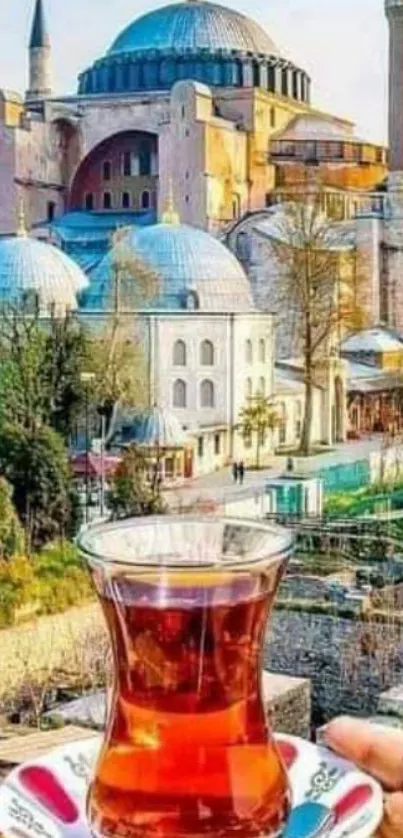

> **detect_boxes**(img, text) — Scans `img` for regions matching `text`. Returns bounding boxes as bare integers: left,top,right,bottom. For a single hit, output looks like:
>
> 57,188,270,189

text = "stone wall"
3,601,401,732
266,610,403,726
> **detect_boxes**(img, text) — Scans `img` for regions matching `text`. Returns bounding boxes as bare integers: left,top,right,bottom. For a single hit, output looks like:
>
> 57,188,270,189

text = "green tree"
109,446,166,519
0,424,74,551
0,304,89,440
238,395,278,470
0,477,24,559
44,313,89,441
267,195,365,455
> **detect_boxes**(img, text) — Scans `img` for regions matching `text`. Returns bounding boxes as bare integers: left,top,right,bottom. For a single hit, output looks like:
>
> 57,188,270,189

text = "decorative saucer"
0,734,383,838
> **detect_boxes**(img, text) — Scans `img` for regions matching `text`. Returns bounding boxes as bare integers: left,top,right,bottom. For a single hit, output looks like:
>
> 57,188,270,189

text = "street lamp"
80,372,96,524
97,403,111,519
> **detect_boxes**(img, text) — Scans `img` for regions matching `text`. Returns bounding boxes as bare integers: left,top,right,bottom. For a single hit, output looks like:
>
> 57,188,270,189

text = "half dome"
82,222,254,313
0,234,88,311
109,1,279,57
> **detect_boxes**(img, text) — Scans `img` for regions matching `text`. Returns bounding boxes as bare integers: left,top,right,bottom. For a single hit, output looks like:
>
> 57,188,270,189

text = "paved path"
164,438,386,508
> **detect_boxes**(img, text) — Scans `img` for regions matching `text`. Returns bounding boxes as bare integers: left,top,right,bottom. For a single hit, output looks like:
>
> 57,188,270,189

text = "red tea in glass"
79,516,293,838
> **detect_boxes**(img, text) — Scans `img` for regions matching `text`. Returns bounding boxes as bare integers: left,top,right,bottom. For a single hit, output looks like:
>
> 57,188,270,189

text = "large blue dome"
78,1,310,101
0,234,88,311
108,1,279,57
82,221,254,312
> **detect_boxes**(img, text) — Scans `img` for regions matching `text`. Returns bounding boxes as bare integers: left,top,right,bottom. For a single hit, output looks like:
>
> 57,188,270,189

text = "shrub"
0,542,94,628
0,477,24,559
0,555,36,628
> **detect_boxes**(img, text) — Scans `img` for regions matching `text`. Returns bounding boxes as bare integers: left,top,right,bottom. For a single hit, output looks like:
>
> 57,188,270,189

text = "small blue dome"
0,234,88,310
109,1,279,57
82,222,254,312
123,406,187,449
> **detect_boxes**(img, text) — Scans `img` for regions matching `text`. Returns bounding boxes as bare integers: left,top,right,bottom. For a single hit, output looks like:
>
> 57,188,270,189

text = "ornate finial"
110,225,128,249
161,179,180,225
16,198,28,237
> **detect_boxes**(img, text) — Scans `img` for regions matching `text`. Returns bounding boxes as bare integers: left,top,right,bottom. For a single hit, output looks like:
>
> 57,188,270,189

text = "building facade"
0,0,387,242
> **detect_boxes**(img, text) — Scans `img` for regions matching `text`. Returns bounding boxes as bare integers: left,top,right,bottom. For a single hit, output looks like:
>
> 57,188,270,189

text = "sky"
0,0,389,144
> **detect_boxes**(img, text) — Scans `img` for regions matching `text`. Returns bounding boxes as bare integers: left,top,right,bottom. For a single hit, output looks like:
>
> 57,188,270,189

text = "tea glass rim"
77,515,294,575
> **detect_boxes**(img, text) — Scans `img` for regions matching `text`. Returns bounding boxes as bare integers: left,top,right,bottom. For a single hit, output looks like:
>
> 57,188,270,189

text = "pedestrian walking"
238,461,245,485
232,462,238,483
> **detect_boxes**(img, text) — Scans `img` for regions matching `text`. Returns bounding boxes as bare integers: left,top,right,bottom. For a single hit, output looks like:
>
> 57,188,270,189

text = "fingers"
323,717,403,791
376,793,403,838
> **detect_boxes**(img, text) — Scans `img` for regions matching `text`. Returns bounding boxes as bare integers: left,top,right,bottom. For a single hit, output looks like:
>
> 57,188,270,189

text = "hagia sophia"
0,0,402,477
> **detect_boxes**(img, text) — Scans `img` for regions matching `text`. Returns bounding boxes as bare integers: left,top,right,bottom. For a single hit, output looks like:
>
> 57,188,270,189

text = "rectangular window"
47,201,56,222
139,146,151,176
279,422,287,445
214,434,221,456
102,160,111,181
198,437,204,458
122,151,132,177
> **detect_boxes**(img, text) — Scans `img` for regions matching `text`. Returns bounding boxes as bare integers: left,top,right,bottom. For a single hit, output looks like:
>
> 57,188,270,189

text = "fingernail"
316,725,329,746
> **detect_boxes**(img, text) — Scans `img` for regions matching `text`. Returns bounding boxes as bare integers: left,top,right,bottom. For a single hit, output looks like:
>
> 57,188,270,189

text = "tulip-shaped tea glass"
78,516,294,838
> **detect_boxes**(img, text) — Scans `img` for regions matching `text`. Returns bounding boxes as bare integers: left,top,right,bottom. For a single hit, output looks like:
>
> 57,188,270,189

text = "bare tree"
268,195,366,455
85,228,161,439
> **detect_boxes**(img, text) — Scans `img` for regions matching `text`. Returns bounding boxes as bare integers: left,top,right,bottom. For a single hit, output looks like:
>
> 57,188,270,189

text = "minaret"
26,0,52,102
383,0,403,330
386,0,403,171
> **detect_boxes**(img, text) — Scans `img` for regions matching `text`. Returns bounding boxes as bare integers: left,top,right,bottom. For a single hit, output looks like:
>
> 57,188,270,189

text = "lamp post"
80,372,96,524
97,403,111,519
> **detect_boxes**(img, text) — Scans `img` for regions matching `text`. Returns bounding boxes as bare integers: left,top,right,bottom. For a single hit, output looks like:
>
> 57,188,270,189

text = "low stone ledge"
46,672,312,740
378,684,403,719
262,672,311,739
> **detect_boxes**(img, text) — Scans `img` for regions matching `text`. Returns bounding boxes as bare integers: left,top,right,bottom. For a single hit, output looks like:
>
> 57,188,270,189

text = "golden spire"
161,179,180,225
16,197,28,237
110,224,128,248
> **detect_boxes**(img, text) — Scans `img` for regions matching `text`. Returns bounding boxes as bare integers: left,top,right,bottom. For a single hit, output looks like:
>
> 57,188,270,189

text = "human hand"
324,716,403,837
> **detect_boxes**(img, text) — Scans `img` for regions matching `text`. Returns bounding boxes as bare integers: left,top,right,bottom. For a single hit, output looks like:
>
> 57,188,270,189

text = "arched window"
122,191,131,209
187,290,199,310
173,379,187,408
141,190,150,209
259,377,266,396
173,340,186,367
102,160,111,181
245,378,253,402
259,339,266,363
245,339,253,364
279,402,287,445
200,380,215,408
103,192,112,210
85,193,94,211
200,339,214,366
